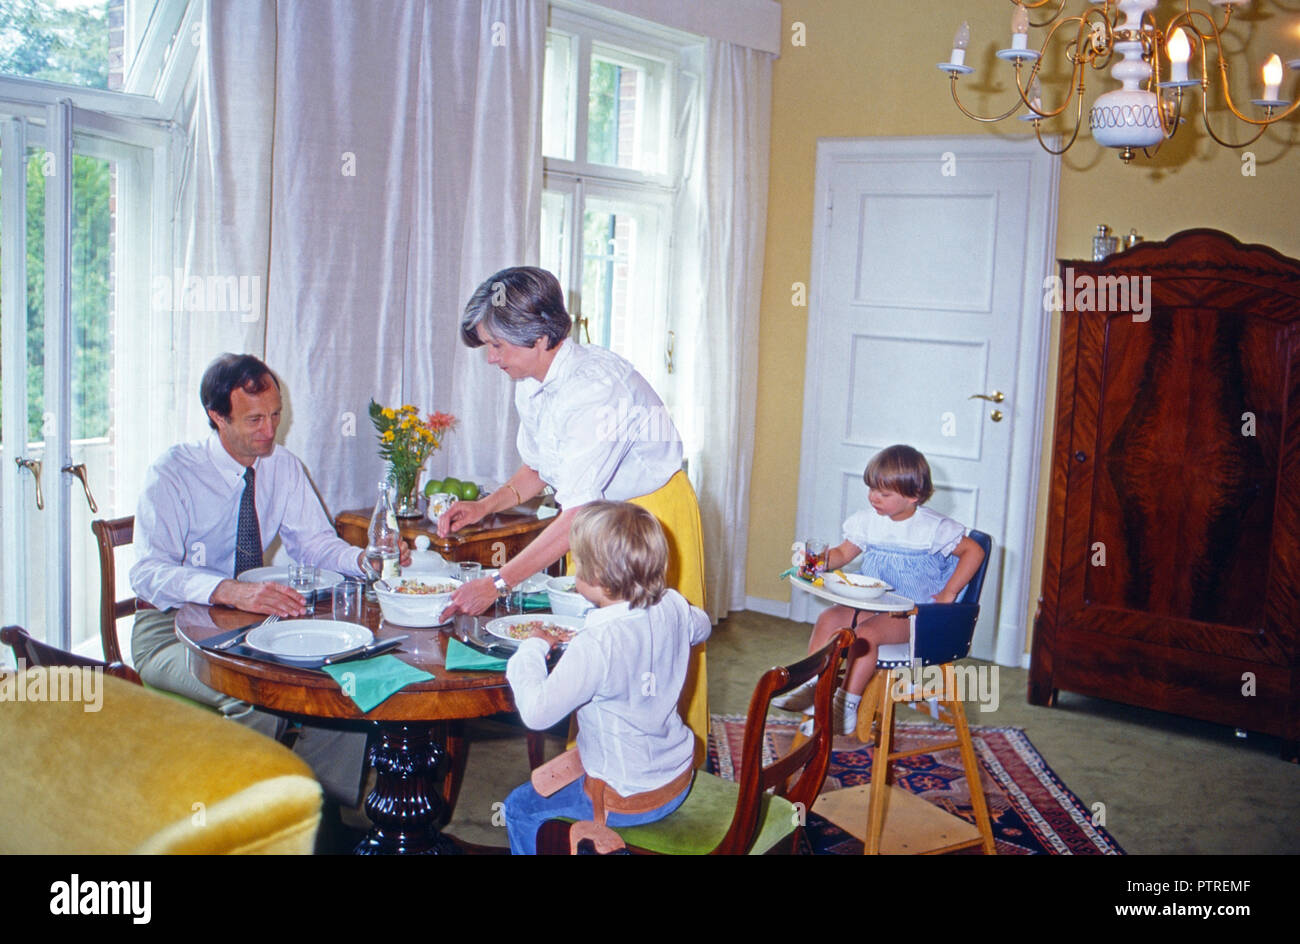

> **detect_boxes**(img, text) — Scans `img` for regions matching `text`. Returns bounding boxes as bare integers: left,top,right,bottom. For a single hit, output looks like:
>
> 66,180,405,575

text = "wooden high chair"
810,530,997,855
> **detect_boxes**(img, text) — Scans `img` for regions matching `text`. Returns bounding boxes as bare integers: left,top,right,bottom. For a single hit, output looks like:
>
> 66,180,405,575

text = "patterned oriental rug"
708,715,1124,855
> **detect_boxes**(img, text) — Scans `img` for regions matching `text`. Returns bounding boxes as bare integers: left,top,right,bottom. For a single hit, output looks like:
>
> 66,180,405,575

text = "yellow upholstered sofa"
0,668,321,854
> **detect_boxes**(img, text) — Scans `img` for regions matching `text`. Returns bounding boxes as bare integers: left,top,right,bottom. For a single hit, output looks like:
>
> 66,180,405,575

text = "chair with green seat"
536,628,855,855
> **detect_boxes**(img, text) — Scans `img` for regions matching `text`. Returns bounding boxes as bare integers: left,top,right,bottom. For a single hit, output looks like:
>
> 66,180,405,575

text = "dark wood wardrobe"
1029,229,1300,760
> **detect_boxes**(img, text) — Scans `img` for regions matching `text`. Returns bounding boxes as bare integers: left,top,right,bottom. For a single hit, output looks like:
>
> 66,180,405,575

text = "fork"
216,613,279,650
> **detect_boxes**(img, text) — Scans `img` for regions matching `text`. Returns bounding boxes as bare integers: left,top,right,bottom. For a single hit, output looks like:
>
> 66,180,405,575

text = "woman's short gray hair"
461,267,572,350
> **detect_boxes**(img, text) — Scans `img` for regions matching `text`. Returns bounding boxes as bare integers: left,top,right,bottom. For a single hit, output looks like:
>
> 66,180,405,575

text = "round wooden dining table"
175,599,514,854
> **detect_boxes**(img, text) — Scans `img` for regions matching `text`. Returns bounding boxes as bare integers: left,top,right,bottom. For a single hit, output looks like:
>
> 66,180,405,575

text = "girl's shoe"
832,689,859,736
796,691,861,737
772,677,818,712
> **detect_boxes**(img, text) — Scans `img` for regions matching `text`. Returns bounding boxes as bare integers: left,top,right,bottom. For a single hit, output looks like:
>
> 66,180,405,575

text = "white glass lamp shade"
1090,88,1164,148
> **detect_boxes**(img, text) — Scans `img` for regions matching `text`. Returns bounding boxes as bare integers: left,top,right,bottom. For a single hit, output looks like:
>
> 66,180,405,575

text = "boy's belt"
531,748,692,853
584,766,693,819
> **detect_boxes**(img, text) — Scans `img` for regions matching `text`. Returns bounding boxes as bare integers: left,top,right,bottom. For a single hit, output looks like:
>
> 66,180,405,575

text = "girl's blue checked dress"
841,505,968,603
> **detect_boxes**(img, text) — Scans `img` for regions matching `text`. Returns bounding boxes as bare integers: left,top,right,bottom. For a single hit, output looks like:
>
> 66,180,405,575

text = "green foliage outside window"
0,0,113,443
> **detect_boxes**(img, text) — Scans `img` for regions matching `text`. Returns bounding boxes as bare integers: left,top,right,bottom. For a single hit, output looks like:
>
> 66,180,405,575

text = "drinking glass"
804,540,828,576
458,561,483,583
288,563,320,616
333,578,366,623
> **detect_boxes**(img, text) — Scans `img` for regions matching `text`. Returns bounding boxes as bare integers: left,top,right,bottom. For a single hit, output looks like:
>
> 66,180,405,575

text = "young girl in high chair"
776,444,985,735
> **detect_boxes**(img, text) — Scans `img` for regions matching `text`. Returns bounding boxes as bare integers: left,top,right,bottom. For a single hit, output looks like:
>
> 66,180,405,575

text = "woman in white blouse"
438,267,708,750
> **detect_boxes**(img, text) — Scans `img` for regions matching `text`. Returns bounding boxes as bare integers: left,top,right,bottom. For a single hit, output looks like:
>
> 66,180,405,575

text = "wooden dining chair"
91,516,137,665
2,624,142,685
535,628,855,854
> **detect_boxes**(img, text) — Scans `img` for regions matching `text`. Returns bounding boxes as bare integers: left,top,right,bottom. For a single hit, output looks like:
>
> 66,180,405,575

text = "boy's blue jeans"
505,776,692,854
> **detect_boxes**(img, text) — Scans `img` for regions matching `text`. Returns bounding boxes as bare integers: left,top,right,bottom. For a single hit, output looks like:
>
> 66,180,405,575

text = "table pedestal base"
354,724,462,855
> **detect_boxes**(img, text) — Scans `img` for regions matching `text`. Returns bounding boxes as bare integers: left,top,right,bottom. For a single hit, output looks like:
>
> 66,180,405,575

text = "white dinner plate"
237,566,345,590
484,614,586,647
244,619,373,661
514,572,550,594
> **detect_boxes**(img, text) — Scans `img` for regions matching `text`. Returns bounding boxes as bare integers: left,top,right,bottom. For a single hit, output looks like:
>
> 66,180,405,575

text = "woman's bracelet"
504,483,523,507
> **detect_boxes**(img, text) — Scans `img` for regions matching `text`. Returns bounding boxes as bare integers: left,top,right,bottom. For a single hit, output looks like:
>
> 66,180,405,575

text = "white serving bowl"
374,576,462,627
823,571,891,600
545,576,595,617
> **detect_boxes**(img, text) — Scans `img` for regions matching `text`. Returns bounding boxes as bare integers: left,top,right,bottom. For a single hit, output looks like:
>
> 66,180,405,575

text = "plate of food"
822,571,893,600
483,614,586,648
245,619,373,662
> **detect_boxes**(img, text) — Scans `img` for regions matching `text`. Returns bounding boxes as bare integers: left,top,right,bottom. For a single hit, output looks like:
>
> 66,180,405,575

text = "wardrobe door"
1047,232,1300,734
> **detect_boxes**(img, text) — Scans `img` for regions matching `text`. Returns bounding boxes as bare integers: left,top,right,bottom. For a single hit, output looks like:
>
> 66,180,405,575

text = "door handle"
569,290,591,344
573,312,592,344
15,457,43,510
63,463,98,513
969,391,1005,403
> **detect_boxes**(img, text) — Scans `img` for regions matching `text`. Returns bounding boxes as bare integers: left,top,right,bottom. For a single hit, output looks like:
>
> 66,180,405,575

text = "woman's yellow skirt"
568,469,709,765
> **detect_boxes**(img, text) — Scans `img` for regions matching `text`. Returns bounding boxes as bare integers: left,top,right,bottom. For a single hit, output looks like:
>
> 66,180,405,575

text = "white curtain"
673,40,772,619
172,0,277,444
178,0,543,516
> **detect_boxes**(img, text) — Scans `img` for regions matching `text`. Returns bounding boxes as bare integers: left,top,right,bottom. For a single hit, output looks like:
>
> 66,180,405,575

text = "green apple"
457,480,480,501
423,478,444,497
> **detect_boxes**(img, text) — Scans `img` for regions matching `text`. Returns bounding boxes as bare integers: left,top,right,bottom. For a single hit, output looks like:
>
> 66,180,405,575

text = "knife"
213,620,262,651
320,634,410,666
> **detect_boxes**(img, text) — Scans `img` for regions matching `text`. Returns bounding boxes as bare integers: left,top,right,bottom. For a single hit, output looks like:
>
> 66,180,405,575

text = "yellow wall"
747,0,1300,644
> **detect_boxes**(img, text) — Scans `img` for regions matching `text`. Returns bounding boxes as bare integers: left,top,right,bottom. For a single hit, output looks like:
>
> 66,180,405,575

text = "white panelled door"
794,137,1059,665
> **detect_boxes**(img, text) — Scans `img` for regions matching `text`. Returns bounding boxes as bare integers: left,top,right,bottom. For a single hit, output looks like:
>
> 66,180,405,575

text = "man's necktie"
234,465,263,576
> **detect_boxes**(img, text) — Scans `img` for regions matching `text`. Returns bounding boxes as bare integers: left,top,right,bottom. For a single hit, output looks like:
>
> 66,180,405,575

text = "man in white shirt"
130,354,376,803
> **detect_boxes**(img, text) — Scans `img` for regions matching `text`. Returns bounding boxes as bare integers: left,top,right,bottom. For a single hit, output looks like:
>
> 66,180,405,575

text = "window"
540,6,699,389
1,0,192,656
0,0,187,96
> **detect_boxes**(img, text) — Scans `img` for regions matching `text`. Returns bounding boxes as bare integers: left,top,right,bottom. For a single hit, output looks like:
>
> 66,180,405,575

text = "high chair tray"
789,576,915,612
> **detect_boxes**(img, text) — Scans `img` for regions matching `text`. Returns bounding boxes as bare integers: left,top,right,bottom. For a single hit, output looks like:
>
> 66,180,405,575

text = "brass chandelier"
938,0,1300,163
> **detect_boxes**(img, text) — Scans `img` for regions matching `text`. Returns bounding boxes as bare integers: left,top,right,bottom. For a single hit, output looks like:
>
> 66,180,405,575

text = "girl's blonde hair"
569,501,668,609
864,444,934,504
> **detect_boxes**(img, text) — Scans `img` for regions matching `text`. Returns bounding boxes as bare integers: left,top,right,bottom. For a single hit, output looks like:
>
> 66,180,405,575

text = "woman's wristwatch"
492,574,511,598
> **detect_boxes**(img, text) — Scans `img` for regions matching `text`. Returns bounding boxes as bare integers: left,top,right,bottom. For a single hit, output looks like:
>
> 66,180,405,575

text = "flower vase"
393,473,424,519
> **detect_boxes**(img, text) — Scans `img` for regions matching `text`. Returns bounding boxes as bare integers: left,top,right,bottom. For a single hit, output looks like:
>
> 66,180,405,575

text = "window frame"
541,3,700,392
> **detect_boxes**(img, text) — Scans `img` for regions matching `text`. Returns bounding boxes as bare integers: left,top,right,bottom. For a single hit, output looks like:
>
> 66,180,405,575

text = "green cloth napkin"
519,593,550,612
445,637,508,672
321,654,434,713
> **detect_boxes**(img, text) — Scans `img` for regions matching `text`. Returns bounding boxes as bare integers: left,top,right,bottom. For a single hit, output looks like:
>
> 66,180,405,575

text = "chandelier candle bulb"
1262,54,1283,102
1167,28,1190,84
1011,4,1029,51
1029,74,1043,112
951,21,971,66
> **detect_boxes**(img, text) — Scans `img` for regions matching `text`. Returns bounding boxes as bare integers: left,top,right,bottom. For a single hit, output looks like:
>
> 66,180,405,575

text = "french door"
1,103,169,658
